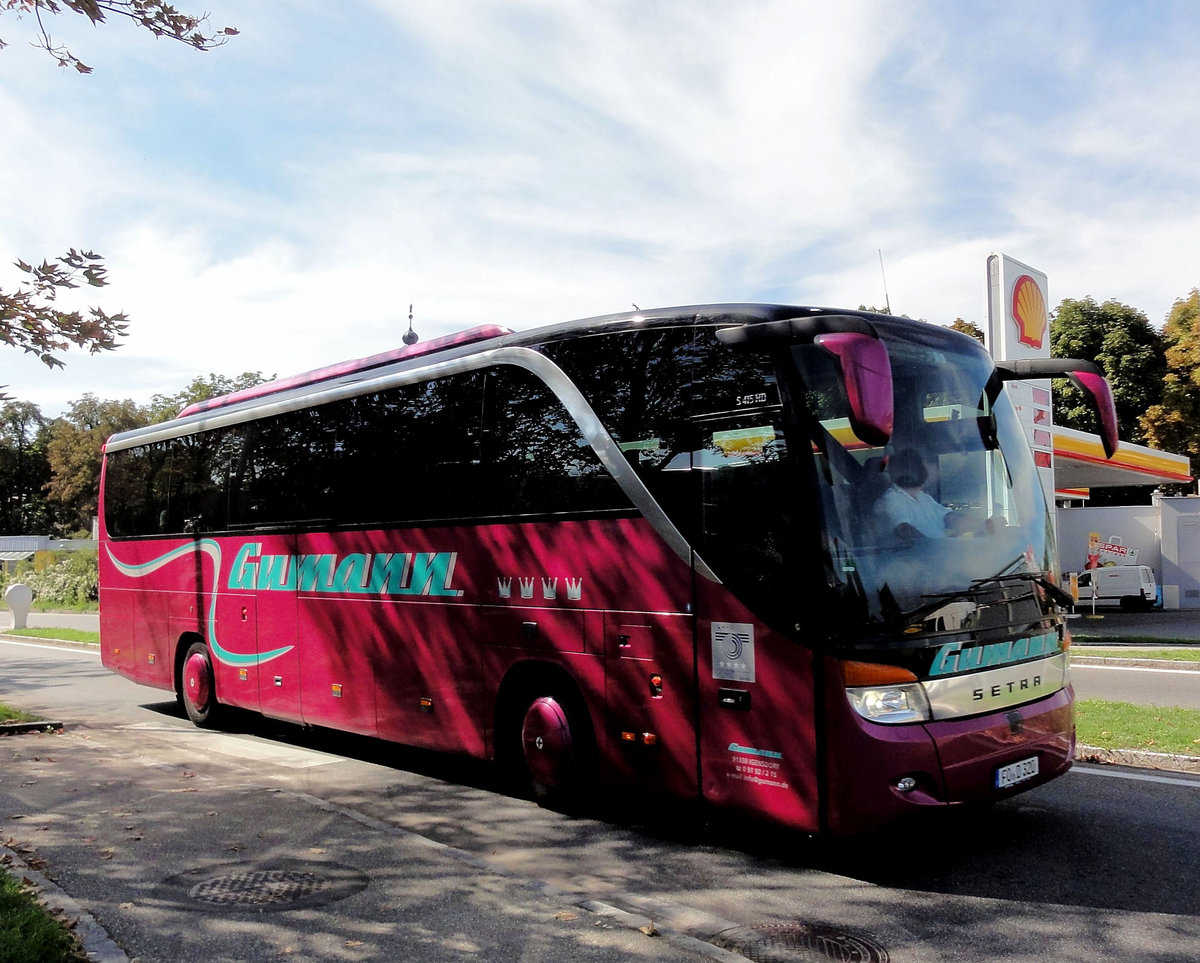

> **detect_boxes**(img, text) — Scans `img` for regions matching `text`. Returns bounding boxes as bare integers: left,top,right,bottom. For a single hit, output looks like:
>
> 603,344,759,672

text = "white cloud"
5,0,1200,418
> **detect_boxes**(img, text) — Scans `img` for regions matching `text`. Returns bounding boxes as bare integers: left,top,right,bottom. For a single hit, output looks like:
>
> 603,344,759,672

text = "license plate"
995,755,1039,789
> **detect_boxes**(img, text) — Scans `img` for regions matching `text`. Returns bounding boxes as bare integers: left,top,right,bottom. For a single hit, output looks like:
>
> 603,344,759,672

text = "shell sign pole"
985,254,1056,507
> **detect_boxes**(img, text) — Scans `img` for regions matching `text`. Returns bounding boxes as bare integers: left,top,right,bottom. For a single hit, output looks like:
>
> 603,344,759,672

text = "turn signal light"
839,660,919,686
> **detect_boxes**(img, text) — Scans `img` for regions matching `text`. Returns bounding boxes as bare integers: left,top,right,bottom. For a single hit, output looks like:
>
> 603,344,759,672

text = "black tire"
178,641,222,728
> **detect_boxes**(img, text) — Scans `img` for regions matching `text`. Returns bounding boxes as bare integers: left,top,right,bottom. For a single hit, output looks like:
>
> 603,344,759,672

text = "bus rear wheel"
180,641,221,728
514,689,592,808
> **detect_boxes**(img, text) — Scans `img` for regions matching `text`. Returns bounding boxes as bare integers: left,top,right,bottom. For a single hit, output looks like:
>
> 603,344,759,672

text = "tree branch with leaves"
0,1,234,399
0,249,129,398
1,0,237,72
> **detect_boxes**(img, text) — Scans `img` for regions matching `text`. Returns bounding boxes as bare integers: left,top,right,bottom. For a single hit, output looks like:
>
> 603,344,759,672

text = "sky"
2,0,1200,416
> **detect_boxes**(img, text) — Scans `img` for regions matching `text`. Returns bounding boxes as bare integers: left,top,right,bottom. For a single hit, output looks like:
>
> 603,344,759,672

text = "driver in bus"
876,449,978,540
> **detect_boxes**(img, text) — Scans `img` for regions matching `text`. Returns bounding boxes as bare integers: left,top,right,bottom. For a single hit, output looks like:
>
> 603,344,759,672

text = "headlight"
846,683,932,724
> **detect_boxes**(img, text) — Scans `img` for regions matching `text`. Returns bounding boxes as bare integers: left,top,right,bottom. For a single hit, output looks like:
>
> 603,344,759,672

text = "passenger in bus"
876,449,976,540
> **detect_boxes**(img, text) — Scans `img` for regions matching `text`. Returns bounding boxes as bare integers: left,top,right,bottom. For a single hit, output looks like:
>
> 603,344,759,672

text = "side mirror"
814,332,894,447
994,358,1119,459
1065,369,1119,459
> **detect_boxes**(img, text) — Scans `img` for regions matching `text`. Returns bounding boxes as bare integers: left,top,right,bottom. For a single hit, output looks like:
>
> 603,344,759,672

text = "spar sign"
1084,532,1139,570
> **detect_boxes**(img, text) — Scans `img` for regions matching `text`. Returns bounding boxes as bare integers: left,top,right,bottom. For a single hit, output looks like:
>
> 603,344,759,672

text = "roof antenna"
403,304,419,346
878,250,892,314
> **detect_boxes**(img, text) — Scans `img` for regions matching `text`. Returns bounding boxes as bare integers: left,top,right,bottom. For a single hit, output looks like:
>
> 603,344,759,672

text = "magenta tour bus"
99,305,1119,833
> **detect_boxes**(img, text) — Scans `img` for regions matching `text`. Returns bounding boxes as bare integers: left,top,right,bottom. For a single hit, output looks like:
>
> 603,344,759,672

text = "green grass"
0,701,41,725
1076,699,1200,757
1072,634,1197,647
0,868,88,963
1,629,99,646
1073,646,1200,662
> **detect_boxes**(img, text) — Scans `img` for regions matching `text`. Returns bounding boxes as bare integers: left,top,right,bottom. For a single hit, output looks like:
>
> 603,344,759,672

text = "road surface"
1,639,1198,963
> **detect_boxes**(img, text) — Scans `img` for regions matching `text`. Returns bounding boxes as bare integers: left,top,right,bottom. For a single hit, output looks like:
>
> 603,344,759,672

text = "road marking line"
0,639,100,656
1072,664,1199,675
1072,766,1200,788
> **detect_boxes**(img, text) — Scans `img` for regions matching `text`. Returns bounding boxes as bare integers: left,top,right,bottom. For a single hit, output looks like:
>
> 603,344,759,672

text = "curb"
1076,743,1200,774
0,720,63,735
0,844,130,963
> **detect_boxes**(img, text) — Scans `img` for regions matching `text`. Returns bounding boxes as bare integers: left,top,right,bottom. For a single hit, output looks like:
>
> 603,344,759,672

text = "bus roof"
177,324,515,417
108,304,974,453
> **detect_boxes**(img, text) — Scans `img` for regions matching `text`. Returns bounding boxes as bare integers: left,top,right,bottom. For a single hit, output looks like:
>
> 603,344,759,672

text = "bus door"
688,398,820,829
603,609,697,795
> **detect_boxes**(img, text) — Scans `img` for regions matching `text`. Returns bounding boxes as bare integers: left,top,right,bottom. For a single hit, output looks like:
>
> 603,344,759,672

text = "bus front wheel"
515,689,592,807
180,641,221,728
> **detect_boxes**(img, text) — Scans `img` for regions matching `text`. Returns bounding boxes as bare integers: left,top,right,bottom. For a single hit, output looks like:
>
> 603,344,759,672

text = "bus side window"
481,366,628,518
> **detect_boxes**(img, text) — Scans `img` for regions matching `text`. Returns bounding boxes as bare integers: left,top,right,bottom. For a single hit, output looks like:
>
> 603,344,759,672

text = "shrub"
1,551,98,607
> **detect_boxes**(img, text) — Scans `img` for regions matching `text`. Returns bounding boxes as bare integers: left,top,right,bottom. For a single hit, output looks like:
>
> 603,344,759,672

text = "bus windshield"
789,328,1054,627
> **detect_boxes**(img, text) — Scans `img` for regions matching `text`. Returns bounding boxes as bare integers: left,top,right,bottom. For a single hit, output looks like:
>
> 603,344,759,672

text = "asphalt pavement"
1066,607,1200,641
3,615,1200,962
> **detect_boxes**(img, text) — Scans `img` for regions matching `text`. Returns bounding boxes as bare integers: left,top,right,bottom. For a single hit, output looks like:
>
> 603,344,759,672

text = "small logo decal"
712,622,755,683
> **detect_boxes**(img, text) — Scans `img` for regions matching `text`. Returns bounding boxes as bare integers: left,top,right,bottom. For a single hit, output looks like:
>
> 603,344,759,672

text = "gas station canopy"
1053,424,1192,494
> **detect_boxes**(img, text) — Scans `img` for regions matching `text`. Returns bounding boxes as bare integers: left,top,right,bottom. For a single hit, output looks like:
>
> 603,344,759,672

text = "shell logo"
1011,274,1047,349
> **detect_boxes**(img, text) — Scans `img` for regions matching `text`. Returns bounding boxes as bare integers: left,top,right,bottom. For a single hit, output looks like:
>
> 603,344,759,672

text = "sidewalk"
1,721,717,963
0,610,99,634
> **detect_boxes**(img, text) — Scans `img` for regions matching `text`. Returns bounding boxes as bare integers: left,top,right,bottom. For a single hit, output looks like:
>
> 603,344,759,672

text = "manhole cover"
716,922,889,963
189,870,326,907
158,859,369,913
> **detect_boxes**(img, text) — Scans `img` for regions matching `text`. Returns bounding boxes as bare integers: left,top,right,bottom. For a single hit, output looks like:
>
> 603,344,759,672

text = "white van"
1074,565,1158,610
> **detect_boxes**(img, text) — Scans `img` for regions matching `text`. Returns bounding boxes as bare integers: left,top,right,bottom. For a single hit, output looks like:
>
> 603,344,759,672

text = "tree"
0,400,51,533
1141,289,1200,472
949,318,985,343
44,393,147,533
0,2,235,394
0,1,236,73
146,372,270,423
1049,297,1165,444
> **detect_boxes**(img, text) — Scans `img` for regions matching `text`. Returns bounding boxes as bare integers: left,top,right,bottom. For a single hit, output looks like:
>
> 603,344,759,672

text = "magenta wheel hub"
521,696,573,787
183,651,211,709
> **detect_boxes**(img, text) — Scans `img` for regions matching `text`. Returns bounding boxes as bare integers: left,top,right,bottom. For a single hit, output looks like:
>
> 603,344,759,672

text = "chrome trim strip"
105,347,719,582
922,653,1069,720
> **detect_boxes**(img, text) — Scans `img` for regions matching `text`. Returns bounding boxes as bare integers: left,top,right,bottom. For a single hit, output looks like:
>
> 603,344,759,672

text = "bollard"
4,582,33,630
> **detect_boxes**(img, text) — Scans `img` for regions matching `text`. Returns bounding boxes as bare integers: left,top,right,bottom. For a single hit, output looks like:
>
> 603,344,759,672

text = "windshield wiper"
971,572,1075,608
